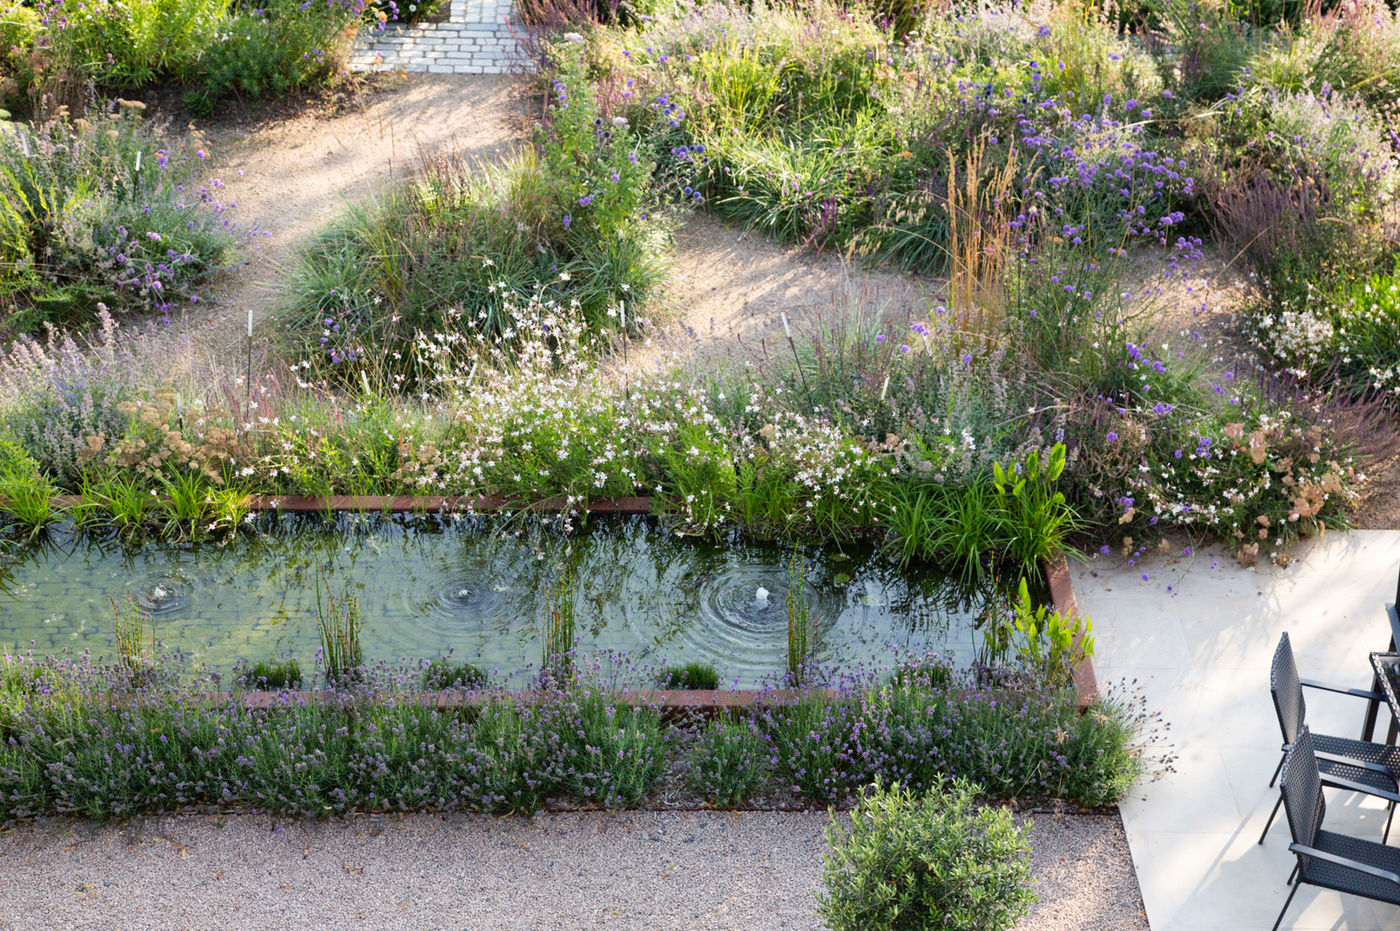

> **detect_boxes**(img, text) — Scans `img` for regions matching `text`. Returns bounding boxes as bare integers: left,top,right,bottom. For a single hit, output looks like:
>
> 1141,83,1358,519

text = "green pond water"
0,514,1007,686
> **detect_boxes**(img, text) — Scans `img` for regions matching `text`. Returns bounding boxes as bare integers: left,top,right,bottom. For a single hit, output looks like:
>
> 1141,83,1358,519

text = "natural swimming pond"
0,514,1011,685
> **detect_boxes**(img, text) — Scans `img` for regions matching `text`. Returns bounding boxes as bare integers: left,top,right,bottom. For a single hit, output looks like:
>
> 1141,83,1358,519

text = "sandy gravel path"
643,214,937,375
152,74,526,380
0,809,1143,930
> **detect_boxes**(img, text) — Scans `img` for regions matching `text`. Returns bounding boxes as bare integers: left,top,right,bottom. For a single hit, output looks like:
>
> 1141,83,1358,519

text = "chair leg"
1386,801,1396,844
1269,754,1285,789
1260,794,1284,845
1286,862,1298,887
1271,880,1301,931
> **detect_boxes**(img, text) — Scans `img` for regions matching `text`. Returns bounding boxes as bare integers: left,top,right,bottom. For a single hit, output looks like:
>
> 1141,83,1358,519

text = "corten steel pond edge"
43,493,1097,711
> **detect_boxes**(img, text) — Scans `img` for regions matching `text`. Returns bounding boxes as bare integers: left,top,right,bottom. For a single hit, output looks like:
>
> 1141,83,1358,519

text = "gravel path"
0,809,1144,930
144,73,525,382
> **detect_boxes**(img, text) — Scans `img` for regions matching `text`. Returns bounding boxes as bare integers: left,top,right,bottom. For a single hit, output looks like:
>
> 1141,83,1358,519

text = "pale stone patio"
1075,530,1400,930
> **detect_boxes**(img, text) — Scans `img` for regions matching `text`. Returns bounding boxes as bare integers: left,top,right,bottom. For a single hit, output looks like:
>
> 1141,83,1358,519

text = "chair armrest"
1315,750,1398,779
1317,772,1400,804
1301,678,1385,702
1290,843,1400,886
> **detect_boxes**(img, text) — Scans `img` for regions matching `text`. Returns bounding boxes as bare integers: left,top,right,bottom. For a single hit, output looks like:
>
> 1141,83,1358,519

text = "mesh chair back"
1282,726,1326,849
1271,632,1306,746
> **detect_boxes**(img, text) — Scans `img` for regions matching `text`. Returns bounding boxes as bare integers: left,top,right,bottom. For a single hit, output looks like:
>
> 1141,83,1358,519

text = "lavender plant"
686,717,771,807
0,103,234,330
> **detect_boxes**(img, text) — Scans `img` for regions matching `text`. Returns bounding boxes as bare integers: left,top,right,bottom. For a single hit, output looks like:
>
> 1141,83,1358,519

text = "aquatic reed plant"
110,594,154,682
786,552,813,686
315,574,363,684
541,567,576,678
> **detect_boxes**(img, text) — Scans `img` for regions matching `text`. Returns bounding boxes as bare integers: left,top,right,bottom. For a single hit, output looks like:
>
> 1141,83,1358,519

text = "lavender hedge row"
0,662,1147,820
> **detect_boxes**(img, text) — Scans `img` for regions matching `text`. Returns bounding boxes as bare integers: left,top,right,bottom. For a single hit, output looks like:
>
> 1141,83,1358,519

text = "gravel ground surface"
0,809,1144,930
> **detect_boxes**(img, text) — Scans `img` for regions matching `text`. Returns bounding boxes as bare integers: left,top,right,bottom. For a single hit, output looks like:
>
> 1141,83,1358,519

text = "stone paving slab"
351,0,521,75
1075,530,1400,930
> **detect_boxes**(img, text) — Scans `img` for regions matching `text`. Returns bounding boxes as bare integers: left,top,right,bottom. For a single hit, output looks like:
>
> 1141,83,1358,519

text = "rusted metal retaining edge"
1045,553,1099,711
225,677,1094,716
233,687,828,715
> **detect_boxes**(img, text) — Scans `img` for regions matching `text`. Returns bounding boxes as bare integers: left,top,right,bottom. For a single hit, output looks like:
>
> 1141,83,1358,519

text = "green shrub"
658,661,720,690
0,4,39,112
818,779,1035,931
191,0,363,110
39,0,226,89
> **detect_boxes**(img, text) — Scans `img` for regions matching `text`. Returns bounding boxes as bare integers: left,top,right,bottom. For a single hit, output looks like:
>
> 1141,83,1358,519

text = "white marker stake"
245,310,253,423
134,149,141,172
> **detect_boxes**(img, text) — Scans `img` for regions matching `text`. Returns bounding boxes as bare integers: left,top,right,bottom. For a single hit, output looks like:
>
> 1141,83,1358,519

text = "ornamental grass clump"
658,661,719,690
818,779,1035,931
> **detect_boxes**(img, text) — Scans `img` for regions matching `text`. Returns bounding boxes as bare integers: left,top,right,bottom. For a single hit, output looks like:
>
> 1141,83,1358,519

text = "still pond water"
0,514,1007,685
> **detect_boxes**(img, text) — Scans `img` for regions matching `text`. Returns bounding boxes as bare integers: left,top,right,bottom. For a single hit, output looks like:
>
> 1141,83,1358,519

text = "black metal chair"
1274,727,1400,931
1362,568,1400,742
1263,632,1400,844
